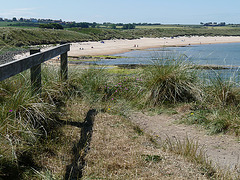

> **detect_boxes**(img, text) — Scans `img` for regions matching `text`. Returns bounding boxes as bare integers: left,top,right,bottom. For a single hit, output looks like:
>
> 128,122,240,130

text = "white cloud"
0,8,36,18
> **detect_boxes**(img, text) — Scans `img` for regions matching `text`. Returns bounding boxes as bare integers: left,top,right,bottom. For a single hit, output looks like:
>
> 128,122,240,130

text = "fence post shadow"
65,109,98,180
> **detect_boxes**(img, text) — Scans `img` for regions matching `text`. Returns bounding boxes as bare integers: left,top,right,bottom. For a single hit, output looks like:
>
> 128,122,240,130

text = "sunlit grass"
0,65,80,178
142,57,203,105
0,50,240,179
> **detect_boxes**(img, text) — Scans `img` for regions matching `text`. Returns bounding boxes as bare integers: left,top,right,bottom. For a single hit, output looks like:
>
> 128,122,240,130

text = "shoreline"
68,36,240,56
13,36,240,61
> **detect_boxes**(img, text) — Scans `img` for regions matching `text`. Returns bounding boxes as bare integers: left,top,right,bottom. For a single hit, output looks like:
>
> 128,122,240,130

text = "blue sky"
0,0,240,24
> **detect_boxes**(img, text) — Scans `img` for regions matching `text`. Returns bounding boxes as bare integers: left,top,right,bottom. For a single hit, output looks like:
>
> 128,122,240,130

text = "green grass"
0,27,93,47
207,74,240,106
69,27,137,40
0,65,80,179
0,22,19,27
136,24,240,30
1,25,240,49
105,67,142,75
97,58,240,135
142,57,203,105
0,50,240,178
136,25,190,29
69,55,125,62
180,72,240,134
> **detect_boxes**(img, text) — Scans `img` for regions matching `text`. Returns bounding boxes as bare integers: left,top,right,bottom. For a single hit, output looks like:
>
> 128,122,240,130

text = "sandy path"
129,112,240,172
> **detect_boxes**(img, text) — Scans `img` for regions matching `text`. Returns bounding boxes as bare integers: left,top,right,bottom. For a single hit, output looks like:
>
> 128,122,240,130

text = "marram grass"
143,57,203,105
0,52,240,179
0,65,79,178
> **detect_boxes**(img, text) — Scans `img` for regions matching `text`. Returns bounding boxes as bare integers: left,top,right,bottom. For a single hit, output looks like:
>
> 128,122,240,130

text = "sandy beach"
68,36,240,56
13,36,240,60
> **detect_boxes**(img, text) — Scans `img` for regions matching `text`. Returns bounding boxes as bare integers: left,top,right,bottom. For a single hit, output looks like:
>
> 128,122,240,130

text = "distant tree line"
0,17,163,30
39,23,63,29
63,22,136,29
115,23,161,26
200,22,226,26
0,17,62,24
122,23,135,29
135,23,162,26
8,22,40,27
64,22,92,28
0,16,166,30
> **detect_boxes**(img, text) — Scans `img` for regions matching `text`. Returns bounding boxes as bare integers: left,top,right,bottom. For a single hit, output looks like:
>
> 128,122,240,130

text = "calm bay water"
89,43,240,82
95,43,240,66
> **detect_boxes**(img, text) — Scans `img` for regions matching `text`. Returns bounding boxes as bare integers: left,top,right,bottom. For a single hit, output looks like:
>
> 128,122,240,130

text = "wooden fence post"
30,48,41,95
60,52,68,81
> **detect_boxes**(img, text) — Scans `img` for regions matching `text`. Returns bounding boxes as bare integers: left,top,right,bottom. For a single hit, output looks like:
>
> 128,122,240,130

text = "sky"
0,0,240,24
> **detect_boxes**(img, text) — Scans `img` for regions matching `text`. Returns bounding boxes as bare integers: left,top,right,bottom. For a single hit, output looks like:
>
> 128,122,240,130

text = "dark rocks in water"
116,64,147,69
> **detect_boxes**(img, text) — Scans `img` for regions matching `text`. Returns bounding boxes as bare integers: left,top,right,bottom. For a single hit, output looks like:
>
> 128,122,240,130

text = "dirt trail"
129,112,240,172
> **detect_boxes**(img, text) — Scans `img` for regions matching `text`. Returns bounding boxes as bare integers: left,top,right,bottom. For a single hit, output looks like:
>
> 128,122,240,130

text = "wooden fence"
0,43,70,94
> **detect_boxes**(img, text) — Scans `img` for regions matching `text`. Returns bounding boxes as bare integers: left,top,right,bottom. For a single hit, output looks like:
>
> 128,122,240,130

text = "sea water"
94,43,240,66
89,43,240,82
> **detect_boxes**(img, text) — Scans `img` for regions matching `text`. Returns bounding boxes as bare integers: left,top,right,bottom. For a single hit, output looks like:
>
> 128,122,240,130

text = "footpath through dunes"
82,111,210,179
129,112,240,172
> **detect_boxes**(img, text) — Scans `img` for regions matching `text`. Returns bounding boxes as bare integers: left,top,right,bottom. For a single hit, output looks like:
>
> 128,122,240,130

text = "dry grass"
1,63,239,179
2,97,236,179
18,100,91,179
82,111,208,179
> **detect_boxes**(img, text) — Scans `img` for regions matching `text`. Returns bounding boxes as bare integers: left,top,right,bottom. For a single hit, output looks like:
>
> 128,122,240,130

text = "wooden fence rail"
0,43,70,94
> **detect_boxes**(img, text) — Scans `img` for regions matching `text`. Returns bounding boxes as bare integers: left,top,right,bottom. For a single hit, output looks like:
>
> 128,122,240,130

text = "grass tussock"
143,57,203,105
206,73,240,107
182,70,240,135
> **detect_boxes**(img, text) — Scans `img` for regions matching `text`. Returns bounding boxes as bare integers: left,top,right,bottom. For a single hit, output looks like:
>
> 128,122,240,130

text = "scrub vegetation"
1,25,240,49
1,22,240,179
0,54,240,179
0,27,92,48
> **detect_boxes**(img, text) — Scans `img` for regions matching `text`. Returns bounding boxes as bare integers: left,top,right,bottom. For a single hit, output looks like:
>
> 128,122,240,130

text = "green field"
0,21,17,27
136,25,194,29
0,21,40,29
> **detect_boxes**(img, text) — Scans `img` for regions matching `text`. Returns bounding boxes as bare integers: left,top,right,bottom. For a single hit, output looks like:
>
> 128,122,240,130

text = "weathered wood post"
30,48,41,95
60,50,68,81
